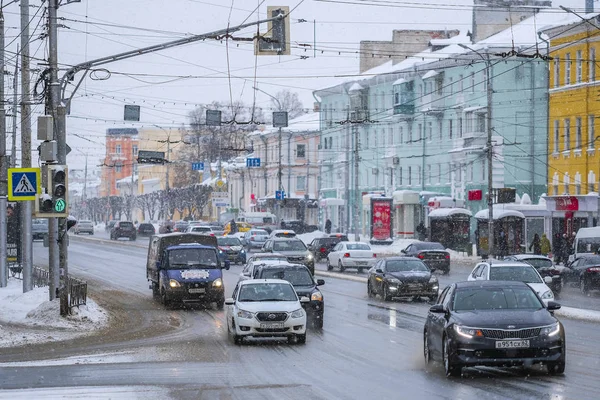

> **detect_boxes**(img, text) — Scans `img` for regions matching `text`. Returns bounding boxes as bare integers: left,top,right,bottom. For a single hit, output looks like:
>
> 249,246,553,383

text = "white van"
236,212,278,233
570,227,600,263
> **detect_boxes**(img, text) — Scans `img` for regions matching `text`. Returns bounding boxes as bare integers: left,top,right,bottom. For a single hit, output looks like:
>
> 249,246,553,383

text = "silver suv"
261,238,315,274
74,220,94,235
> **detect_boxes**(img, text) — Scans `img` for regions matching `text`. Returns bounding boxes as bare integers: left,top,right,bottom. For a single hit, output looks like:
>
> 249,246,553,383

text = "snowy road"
1,239,600,399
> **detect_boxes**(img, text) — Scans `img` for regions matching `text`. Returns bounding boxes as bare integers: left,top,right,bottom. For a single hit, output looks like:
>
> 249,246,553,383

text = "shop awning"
428,208,472,218
474,209,525,220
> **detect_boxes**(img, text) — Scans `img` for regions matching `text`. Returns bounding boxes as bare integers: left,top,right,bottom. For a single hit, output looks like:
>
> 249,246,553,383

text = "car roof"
508,254,551,260
483,261,534,268
250,252,287,258
239,278,292,286
166,243,214,250
257,263,308,270
384,256,423,262
455,280,530,289
271,237,303,241
576,227,600,238
342,241,369,245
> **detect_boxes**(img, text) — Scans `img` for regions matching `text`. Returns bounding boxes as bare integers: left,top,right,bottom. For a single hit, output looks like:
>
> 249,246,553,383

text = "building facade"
100,128,139,197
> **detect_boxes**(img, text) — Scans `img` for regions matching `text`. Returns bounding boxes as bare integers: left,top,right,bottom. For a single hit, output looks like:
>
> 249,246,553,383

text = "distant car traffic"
225,279,308,344
243,229,270,250
564,254,600,294
280,220,317,234
224,221,252,235
401,241,450,274
32,218,48,241
137,223,156,237
423,281,565,377
367,257,438,301
261,238,314,274
327,241,376,273
308,236,345,261
110,221,137,241
173,221,189,233
74,220,94,235
504,254,562,295
467,261,555,305
186,225,213,235
158,221,174,234
216,236,246,265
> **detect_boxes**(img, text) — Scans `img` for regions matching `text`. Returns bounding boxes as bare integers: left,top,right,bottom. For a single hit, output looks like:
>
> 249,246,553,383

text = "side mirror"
300,296,310,303
316,279,325,286
429,304,445,313
546,301,561,311
224,260,231,270
375,268,383,274
544,276,553,284
225,298,235,305
401,249,407,254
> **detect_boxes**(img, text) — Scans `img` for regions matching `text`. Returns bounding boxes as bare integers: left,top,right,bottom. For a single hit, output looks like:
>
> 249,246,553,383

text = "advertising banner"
7,202,22,264
370,198,393,241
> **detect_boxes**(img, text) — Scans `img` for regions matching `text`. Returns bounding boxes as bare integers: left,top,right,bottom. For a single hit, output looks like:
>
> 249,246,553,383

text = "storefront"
319,198,345,233
428,208,471,251
475,208,525,257
543,195,599,237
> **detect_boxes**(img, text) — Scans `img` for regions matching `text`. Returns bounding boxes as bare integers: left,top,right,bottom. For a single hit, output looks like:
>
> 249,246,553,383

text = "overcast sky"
1,0,586,171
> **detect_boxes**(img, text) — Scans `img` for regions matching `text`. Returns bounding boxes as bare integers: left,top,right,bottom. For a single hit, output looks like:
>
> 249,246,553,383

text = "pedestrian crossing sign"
8,168,41,201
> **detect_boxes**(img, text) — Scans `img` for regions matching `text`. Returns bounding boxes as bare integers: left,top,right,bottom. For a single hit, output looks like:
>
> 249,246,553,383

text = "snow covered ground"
0,279,109,348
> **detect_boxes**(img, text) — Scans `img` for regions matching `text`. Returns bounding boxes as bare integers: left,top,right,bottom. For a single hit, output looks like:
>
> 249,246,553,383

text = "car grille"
255,327,290,333
183,282,209,290
480,328,541,339
256,312,288,322
288,257,305,263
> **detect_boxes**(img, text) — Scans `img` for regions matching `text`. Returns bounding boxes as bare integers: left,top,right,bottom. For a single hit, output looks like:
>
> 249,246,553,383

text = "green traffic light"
54,198,66,213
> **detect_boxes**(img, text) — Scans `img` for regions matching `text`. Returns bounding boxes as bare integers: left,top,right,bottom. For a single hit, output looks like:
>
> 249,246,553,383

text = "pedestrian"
553,233,563,264
497,230,508,257
540,233,551,257
325,219,332,234
529,233,541,255
229,218,238,234
416,222,427,241
560,233,570,264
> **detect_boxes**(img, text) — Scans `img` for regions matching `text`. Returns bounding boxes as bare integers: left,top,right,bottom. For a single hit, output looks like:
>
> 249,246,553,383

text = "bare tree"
269,90,306,119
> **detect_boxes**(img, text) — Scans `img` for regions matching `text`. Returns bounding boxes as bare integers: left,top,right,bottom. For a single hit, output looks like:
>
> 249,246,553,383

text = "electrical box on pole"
35,165,68,217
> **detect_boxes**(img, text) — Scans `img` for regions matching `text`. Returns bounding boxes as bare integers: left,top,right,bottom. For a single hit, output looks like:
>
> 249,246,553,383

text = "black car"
173,221,189,233
565,254,600,294
308,236,344,261
504,254,562,295
368,257,439,301
137,223,156,237
424,281,565,377
280,220,318,234
216,236,247,265
110,221,137,240
253,263,325,329
402,241,450,274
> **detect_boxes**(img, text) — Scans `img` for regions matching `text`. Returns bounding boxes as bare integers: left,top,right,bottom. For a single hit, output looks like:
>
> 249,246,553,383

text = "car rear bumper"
388,285,438,297
423,260,450,271
342,259,376,268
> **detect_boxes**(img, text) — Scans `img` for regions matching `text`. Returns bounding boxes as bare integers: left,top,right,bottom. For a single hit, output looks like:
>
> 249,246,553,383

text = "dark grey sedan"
367,257,439,301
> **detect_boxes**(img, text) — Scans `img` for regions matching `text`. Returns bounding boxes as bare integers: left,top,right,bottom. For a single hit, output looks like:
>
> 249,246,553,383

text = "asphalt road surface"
1,237,600,399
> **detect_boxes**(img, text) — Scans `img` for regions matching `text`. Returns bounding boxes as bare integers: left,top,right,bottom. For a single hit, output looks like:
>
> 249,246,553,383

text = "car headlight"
290,308,305,318
306,253,314,260
169,279,181,288
311,291,323,301
428,276,438,283
387,278,401,285
541,290,554,299
237,309,254,319
454,325,483,339
541,322,560,337
218,249,224,254
212,278,223,288
240,249,246,254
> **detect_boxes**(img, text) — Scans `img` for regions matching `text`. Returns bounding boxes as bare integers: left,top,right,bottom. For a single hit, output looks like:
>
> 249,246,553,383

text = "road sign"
137,150,165,164
211,191,230,207
216,179,225,188
246,157,261,167
192,162,204,171
276,190,285,200
8,168,41,201
55,198,66,213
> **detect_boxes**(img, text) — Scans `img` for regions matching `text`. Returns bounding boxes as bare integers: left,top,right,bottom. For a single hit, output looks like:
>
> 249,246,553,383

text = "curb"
69,234,147,249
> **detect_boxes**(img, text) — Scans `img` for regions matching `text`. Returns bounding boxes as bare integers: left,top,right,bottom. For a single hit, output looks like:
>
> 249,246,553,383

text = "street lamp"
459,43,495,257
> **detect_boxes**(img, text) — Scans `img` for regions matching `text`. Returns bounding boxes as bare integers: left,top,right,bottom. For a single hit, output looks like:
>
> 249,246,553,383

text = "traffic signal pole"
0,10,7,288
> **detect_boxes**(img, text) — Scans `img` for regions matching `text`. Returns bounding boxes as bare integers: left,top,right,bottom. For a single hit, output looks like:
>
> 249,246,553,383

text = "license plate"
356,261,368,266
188,288,206,294
260,322,284,329
408,284,422,290
495,340,530,349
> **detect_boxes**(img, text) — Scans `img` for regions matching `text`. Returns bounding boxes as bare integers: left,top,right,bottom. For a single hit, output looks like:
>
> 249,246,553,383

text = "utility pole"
10,48,16,168
278,126,283,220
0,9,7,288
345,107,350,233
20,0,33,293
353,120,360,241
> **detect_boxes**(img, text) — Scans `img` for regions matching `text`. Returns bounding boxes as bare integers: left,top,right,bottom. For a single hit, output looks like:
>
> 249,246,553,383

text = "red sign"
555,196,579,211
371,198,392,241
468,190,482,201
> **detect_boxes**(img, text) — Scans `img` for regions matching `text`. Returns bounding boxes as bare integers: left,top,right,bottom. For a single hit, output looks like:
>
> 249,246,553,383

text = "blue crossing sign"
8,168,41,201
192,162,205,171
246,158,261,167
276,190,285,200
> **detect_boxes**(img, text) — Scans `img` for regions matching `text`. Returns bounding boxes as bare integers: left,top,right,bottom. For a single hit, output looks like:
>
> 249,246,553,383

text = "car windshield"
273,241,306,251
218,237,241,246
453,287,543,311
250,256,287,262
415,242,445,250
119,222,133,228
489,266,542,283
522,258,553,269
238,283,298,302
190,227,211,232
386,260,429,272
260,268,314,286
346,243,370,250
167,248,217,268
250,230,268,235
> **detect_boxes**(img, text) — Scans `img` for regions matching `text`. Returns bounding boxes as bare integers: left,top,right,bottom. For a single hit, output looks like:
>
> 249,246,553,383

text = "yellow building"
546,19,600,195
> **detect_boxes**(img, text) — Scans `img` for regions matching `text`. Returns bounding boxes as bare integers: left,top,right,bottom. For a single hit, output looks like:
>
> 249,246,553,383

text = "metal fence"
33,267,49,288
21,266,88,311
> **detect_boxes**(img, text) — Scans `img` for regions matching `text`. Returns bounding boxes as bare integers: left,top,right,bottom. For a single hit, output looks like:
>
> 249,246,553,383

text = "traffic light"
35,165,68,217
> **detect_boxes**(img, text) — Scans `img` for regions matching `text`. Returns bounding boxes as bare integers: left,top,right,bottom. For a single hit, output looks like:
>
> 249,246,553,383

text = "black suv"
137,223,156,237
110,221,137,240
308,236,344,261
253,263,325,329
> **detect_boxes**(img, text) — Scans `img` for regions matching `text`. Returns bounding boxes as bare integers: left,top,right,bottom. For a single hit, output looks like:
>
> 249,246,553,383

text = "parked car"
74,220,94,235
216,236,247,265
424,281,565,377
367,257,439,302
564,254,600,294
173,221,189,233
467,261,555,305
327,241,376,273
105,220,117,233
261,238,314,274
137,223,156,237
225,279,308,344
268,229,297,239
186,225,213,235
401,241,450,274
110,221,137,241
158,220,174,234
252,263,325,329
308,236,344,261
32,218,48,241
243,229,270,251
504,254,562,295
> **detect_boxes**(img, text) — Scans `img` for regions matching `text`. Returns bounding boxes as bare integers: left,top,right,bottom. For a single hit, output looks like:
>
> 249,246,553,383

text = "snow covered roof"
249,112,320,136
429,32,472,47
428,208,472,218
201,176,226,186
393,78,407,86
349,82,365,92
463,105,486,113
475,209,525,220
115,175,137,185
421,70,439,80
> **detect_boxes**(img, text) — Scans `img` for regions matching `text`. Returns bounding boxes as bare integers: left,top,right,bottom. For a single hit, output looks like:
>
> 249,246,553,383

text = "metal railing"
33,267,49,288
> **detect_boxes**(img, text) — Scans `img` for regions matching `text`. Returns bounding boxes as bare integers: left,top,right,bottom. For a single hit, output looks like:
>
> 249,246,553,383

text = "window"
458,74,463,92
408,166,412,186
470,72,475,92
483,68,487,90
398,167,403,185
589,115,596,149
427,121,433,141
553,184,558,195
458,117,463,138
296,144,306,158
438,120,443,141
407,125,412,143
477,113,485,132
132,145,138,156
554,57,560,87
427,165,432,184
447,162,452,182
564,119,571,151
449,119,453,139
418,123,423,141
418,166,422,185
565,53,571,85
394,92,400,104
576,117,582,149
116,162,122,173
481,159,486,181
577,50,583,83
296,176,306,191
399,126,404,144
554,120,560,153
590,48,596,82
437,164,441,183
115,144,121,154
449,77,454,95
388,128,394,145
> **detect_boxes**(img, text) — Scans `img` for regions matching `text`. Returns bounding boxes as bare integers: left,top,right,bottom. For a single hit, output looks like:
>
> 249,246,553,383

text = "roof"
576,227,600,238
249,112,320,137
474,209,525,220
428,208,472,218
421,70,439,80
507,254,552,261
166,243,214,250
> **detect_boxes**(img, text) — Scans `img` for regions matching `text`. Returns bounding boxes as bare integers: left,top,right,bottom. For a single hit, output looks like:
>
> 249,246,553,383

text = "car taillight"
418,253,425,259
373,253,377,258
344,253,350,258
588,267,600,273
550,269,561,275
210,233,215,236
320,247,326,253
445,254,450,259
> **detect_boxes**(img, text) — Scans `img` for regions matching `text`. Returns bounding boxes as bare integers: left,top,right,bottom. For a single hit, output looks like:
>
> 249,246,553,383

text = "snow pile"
370,239,418,256
95,222,105,231
0,279,109,348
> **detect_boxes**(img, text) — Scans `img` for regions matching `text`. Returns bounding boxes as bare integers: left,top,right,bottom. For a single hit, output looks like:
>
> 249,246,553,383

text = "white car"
268,229,297,239
225,279,308,344
327,241,376,272
467,261,555,305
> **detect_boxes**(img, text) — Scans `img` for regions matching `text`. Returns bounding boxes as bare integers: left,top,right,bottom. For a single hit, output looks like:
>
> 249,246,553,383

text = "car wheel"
229,318,243,345
313,317,324,330
338,260,345,272
424,331,432,365
443,335,462,377
296,334,306,344
580,278,590,295
160,290,170,307
151,283,160,300
215,298,225,310
367,281,374,298
547,361,566,375
326,259,333,271
383,285,392,302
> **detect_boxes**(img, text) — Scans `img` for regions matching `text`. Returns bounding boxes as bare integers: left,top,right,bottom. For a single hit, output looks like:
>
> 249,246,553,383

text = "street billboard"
370,197,393,241
7,202,22,264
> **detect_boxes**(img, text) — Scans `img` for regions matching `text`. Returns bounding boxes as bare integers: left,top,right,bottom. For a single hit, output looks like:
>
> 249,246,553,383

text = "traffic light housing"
35,165,68,217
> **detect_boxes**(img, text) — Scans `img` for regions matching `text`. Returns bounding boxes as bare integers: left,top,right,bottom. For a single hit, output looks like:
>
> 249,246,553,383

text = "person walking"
529,233,541,255
553,233,563,264
325,219,332,234
540,233,551,257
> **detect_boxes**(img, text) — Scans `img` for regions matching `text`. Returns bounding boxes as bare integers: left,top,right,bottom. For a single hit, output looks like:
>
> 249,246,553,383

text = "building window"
481,159,486,181
449,77,453,95
589,115,596,149
470,72,475,92
407,125,412,143
427,121,433,141
554,120,559,153
564,119,571,151
449,119,453,139
116,162,122,173
437,164,441,183
577,50,583,83
115,144,121,154
408,166,412,186
554,57,560,87
576,117,582,149
399,126,403,144
458,117,463,138
565,53,571,85
132,145,138,156
398,167,402,186
388,128,394,145
576,181,582,195
590,48,596,82
564,174,570,195
483,68,487,91
438,120,443,141
418,123,423,141
394,92,399,104
296,144,306,158
418,166,422,185
296,176,306,191
427,165,432,184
